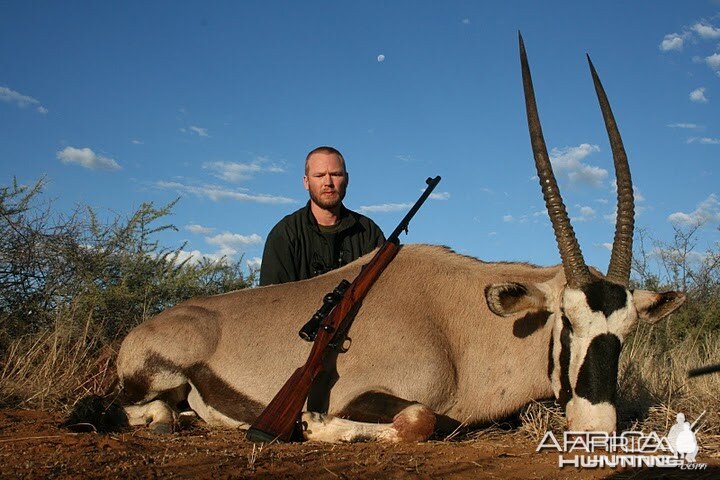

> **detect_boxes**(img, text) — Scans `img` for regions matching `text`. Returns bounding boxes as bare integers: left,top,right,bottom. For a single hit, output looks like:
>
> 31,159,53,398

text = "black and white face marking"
549,279,637,432
574,333,621,404
556,315,573,408
581,281,628,318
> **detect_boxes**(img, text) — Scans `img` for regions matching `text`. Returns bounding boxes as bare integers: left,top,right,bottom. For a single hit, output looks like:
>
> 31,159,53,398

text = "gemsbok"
72,35,686,442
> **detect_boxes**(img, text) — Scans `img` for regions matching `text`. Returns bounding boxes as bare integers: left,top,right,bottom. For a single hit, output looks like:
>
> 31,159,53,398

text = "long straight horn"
519,33,592,288
587,56,634,287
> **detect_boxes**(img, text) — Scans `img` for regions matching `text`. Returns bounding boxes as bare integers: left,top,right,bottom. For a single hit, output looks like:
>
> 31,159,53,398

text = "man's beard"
310,188,345,210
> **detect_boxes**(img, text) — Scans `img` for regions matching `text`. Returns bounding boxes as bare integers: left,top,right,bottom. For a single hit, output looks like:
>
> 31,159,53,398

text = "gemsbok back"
69,34,685,442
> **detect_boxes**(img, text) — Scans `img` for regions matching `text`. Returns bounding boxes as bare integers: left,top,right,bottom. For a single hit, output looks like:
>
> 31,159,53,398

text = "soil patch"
0,409,717,479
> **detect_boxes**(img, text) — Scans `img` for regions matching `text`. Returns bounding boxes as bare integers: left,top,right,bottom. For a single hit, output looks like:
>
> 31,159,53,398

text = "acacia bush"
632,224,720,341
619,224,720,435
0,178,255,407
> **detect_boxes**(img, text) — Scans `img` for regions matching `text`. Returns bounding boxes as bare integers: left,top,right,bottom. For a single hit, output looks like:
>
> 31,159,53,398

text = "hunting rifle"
688,363,720,378
246,175,441,442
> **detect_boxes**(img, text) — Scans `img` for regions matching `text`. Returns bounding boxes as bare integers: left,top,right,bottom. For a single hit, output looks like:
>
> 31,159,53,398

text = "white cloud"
156,180,295,204
503,214,514,223
651,246,707,265
185,224,215,235
549,143,608,187
246,257,262,270
568,165,608,186
131,139,143,145
687,137,720,144
173,232,262,266
659,33,685,52
189,125,209,137
706,53,720,70
357,203,412,214
461,18,470,25
173,249,226,265
601,242,613,251
667,123,699,129
429,191,450,200
550,143,599,170
0,86,48,113
206,232,263,252
668,194,720,226
572,205,596,222
57,146,121,171
204,159,285,182
206,161,261,181
690,87,708,103
692,22,720,40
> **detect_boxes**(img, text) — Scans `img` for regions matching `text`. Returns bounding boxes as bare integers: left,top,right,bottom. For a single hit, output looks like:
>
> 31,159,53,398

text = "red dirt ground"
0,409,717,479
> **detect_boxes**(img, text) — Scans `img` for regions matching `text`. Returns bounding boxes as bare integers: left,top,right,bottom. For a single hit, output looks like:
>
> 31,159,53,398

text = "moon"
377,54,385,62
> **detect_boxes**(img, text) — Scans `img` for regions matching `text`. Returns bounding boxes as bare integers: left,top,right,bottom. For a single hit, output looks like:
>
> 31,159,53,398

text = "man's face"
303,152,348,210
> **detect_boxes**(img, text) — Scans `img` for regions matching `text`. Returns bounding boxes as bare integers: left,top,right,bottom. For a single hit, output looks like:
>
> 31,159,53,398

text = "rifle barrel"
388,176,441,241
688,363,720,378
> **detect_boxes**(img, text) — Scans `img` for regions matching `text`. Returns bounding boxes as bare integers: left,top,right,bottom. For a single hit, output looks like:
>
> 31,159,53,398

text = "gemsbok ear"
633,290,686,324
485,282,548,317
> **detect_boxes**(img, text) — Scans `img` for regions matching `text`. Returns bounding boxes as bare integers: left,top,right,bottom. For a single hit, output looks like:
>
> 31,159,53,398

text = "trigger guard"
338,337,352,353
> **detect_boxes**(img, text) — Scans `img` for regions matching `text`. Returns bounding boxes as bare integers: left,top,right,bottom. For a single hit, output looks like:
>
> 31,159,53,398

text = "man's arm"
369,218,386,248
259,225,297,286
375,225,386,247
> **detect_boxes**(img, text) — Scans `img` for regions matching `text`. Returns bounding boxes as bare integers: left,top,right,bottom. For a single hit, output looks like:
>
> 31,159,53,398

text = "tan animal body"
111,36,685,442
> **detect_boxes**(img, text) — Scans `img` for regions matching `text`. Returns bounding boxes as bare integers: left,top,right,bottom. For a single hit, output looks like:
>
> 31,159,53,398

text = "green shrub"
0,178,255,407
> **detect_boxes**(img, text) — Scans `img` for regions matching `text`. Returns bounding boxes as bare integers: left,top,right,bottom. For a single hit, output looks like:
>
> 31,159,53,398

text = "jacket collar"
303,201,357,233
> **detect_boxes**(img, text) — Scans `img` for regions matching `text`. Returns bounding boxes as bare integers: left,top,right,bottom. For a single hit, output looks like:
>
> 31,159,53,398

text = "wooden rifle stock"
247,176,440,443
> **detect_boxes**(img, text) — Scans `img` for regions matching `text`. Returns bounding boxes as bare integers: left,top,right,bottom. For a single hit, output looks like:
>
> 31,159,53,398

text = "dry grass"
0,311,117,411
618,322,720,435
517,400,566,441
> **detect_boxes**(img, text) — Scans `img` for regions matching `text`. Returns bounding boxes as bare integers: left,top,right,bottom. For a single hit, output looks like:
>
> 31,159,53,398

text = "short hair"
305,146,346,175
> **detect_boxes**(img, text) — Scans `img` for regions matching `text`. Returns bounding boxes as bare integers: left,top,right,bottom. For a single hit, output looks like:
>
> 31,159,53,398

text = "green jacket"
259,202,385,286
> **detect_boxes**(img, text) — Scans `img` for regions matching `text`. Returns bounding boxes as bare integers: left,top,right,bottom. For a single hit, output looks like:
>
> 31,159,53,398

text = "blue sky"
2,1,719,280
